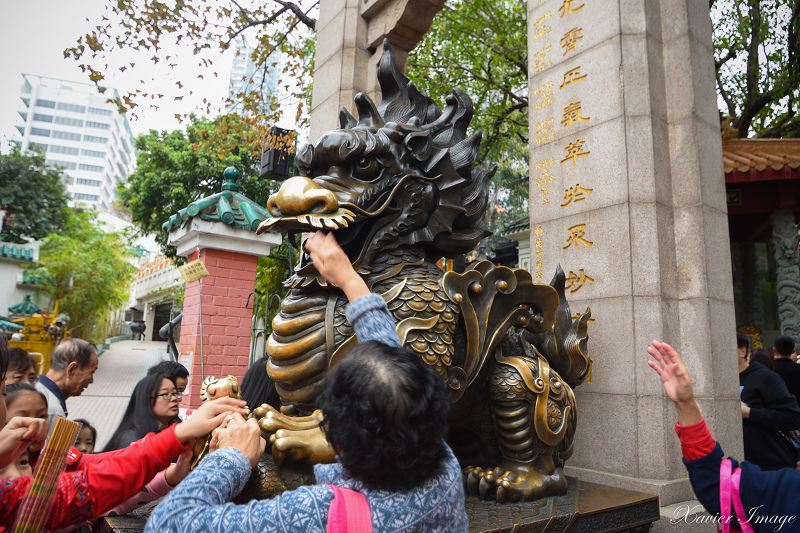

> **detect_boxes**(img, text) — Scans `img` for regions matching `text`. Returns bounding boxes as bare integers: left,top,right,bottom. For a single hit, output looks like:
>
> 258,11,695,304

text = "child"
0,448,32,480
72,419,96,454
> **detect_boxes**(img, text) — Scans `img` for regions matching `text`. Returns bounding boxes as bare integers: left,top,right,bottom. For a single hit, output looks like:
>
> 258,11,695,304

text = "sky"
0,0,288,151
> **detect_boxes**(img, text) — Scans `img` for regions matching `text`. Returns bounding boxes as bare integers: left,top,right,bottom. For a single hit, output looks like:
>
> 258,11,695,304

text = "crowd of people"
4,231,800,531
0,232,466,532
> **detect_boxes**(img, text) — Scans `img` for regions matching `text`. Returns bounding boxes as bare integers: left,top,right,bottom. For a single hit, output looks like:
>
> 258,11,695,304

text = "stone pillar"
771,209,800,342
310,0,445,142
168,219,281,409
527,0,741,509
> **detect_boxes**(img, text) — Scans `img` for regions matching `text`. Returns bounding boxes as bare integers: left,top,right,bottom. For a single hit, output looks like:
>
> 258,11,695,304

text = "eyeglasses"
152,392,182,401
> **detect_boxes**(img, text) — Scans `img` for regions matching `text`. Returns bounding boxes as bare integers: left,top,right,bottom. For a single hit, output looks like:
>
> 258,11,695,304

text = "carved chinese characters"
528,0,595,296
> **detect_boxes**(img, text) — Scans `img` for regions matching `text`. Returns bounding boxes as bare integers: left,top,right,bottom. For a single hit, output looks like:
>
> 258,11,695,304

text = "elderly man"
35,338,99,429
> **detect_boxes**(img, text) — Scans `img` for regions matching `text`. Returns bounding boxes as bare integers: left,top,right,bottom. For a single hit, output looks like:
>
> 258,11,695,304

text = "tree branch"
715,47,737,70
745,0,762,104
716,69,737,117
272,0,316,30
227,8,289,43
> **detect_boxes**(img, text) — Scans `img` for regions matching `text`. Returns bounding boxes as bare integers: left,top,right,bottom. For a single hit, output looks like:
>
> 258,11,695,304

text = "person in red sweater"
648,339,800,532
0,335,247,531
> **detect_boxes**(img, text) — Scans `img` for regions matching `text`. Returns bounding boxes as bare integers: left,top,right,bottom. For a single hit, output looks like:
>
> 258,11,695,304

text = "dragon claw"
463,462,567,502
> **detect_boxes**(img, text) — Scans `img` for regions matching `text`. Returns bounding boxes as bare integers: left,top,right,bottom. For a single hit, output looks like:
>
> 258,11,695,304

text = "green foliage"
0,147,70,244
407,0,528,165
711,0,798,137
119,115,280,258
254,238,296,335
65,0,317,145
29,210,136,341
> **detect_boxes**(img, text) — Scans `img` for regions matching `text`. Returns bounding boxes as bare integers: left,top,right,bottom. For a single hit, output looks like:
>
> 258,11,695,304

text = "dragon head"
257,41,494,287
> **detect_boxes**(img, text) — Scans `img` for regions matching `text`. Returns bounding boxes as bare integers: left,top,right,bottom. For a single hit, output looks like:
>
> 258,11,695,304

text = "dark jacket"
774,358,800,405
740,362,800,470
685,442,800,532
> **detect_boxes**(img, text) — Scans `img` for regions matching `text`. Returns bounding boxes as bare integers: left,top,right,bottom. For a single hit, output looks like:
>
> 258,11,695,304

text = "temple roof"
9,294,42,315
162,167,271,233
0,244,35,262
500,218,530,236
723,138,800,175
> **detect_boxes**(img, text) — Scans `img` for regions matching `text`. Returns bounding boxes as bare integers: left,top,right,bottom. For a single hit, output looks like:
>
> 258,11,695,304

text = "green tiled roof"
9,294,42,315
162,167,270,233
0,316,21,333
0,244,35,261
21,271,45,286
500,217,530,236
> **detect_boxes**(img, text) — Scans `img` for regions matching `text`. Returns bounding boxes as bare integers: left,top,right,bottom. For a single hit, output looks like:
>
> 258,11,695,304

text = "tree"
407,0,528,165
30,209,136,341
119,114,280,258
0,147,69,244
65,0,317,140
712,0,799,138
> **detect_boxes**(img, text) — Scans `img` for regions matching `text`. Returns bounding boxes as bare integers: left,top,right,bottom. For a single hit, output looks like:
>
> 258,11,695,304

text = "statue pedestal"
95,477,660,532
466,478,659,532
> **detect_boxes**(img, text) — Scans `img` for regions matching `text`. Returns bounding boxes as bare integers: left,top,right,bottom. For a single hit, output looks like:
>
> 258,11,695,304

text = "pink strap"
730,468,754,533
327,485,372,533
720,459,732,533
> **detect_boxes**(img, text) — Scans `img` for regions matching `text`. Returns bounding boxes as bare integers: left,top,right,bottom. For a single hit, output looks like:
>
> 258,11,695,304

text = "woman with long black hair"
103,372,182,451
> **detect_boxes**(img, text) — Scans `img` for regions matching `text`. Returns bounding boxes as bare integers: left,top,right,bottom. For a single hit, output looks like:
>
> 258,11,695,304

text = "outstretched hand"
647,340,702,426
304,231,369,301
173,397,247,445
213,413,266,468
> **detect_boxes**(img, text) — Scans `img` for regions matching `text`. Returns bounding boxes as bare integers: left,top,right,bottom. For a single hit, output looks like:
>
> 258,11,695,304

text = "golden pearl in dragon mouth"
258,176,357,234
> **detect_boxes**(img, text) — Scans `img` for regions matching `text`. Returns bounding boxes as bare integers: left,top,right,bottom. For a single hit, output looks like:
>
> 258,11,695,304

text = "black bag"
779,430,800,462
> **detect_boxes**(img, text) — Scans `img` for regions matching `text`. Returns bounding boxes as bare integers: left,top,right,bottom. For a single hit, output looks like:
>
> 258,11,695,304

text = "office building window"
51,130,82,141
76,178,101,187
81,149,105,158
29,142,47,151
49,145,80,155
53,116,84,127
86,121,110,130
30,128,50,137
56,102,87,113
45,159,77,170
74,193,100,201
78,163,104,172
83,135,107,144
35,99,56,108
88,107,112,116
33,114,53,123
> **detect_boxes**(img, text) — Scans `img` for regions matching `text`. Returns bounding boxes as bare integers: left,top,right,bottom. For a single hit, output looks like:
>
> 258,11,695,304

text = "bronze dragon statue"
250,42,592,503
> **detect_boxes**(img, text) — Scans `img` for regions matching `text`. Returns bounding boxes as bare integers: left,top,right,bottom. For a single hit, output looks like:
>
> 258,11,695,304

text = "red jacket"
0,424,189,531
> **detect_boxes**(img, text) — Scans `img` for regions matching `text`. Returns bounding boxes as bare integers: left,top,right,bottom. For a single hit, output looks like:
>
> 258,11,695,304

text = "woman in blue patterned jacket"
147,231,469,532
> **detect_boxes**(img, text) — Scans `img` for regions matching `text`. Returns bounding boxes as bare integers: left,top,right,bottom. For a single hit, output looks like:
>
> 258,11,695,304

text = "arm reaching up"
646,340,702,426
304,231,370,301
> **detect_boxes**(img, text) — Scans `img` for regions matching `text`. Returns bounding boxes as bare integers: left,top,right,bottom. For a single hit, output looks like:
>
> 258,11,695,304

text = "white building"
13,74,137,213
227,36,282,117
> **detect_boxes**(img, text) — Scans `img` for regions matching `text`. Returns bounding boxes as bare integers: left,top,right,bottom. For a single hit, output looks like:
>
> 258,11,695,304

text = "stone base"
96,477,660,532
653,501,716,533
466,477,659,532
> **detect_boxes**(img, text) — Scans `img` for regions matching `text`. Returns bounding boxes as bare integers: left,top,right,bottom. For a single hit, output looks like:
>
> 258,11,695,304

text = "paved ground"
66,340,168,450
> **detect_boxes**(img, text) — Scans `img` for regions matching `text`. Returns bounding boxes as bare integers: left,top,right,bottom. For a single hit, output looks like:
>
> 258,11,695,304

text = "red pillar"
178,248,258,410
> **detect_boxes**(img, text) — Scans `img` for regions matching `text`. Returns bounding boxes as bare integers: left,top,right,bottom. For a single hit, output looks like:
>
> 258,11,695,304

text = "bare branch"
272,0,316,30
715,47,737,71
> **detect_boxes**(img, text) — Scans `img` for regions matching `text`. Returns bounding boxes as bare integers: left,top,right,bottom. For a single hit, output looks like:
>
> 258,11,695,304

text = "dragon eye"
353,157,380,179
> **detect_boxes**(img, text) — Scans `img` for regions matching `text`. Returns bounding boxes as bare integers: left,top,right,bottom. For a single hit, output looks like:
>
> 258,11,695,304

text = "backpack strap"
719,458,753,533
730,467,754,533
720,459,732,533
327,485,372,533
